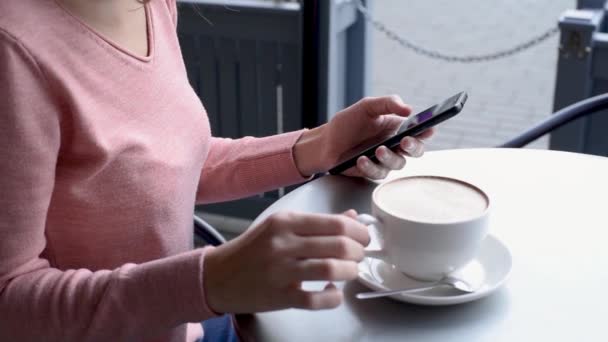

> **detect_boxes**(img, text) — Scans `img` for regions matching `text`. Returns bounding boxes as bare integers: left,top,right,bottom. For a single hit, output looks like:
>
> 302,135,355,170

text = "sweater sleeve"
0,30,217,342
196,132,312,203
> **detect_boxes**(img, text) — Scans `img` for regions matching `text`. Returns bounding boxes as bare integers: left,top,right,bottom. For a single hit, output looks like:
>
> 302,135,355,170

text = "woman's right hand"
203,210,370,313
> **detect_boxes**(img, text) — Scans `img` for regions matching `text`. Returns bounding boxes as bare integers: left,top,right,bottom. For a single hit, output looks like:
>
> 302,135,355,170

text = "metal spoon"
356,275,480,300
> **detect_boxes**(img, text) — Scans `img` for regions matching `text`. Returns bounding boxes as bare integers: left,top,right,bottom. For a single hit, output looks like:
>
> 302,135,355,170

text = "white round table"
235,149,608,341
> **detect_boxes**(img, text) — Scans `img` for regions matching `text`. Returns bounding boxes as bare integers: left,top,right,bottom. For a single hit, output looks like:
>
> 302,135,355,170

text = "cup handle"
356,214,386,260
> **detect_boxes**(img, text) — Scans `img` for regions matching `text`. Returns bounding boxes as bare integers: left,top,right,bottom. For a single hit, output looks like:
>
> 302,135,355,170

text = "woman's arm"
0,30,217,342
196,94,432,204
196,131,312,203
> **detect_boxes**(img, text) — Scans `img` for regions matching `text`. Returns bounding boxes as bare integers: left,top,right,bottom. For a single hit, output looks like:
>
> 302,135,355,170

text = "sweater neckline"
52,0,156,65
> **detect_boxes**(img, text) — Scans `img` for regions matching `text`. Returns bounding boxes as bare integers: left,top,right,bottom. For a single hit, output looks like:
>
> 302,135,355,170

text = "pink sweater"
0,0,308,341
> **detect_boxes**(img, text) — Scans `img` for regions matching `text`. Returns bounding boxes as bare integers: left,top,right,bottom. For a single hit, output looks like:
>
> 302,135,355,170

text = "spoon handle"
356,284,439,299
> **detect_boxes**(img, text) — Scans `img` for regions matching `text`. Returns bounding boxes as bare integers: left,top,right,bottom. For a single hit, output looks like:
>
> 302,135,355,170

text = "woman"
0,0,432,341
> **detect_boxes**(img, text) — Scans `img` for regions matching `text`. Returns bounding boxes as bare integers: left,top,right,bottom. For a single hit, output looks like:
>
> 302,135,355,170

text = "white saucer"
357,235,512,306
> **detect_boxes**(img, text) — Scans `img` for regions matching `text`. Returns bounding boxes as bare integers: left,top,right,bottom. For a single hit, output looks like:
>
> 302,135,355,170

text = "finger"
359,95,412,118
356,156,390,180
289,236,365,261
399,137,424,158
294,259,360,282
289,213,370,246
375,145,406,170
288,286,343,310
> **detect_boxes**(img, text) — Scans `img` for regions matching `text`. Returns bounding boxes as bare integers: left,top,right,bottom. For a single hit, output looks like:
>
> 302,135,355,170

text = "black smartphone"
328,91,468,175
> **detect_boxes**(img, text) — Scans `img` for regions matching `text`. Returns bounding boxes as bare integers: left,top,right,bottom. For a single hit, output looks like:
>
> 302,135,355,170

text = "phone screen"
395,106,436,135
395,92,463,136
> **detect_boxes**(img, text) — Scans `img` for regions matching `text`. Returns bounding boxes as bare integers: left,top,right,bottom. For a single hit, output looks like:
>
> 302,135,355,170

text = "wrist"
202,246,228,314
293,125,328,176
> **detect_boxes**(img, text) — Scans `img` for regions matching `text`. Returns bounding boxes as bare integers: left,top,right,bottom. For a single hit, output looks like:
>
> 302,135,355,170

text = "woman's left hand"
294,95,434,179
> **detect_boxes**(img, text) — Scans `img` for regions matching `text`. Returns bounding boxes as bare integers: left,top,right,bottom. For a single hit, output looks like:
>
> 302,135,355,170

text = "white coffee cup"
358,175,491,281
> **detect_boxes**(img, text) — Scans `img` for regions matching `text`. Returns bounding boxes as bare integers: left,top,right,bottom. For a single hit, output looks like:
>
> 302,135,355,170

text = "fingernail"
401,138,412,150
377,147,386,161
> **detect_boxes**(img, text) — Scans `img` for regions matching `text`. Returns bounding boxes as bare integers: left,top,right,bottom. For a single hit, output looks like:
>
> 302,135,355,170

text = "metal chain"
354,0,560,63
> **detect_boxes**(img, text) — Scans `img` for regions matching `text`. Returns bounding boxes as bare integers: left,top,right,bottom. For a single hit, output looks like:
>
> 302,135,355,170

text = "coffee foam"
375,176,488,223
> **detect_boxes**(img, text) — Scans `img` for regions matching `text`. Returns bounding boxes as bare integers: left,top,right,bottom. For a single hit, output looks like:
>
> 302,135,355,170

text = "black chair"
193,214,226,246
499,92,608,148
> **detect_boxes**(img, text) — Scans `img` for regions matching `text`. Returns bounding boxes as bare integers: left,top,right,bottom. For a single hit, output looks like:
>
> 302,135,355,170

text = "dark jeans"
198,314,239,342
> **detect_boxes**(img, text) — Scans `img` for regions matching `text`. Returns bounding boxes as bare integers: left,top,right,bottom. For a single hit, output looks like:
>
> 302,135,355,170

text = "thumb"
360,95,412,118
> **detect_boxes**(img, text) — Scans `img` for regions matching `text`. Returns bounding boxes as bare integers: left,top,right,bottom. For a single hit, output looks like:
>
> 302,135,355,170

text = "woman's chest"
57,70,210,184
45,69,211,267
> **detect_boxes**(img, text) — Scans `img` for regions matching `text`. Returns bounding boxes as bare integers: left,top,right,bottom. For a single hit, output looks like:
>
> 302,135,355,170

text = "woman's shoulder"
0,0,67,57
0,1,31,42
0,1,43,66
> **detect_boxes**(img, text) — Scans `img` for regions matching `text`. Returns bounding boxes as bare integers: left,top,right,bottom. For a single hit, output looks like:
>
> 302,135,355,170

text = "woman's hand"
203,210,369,313
294,95,434,179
